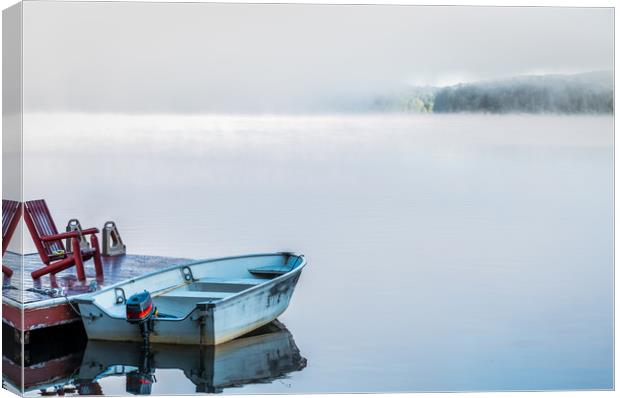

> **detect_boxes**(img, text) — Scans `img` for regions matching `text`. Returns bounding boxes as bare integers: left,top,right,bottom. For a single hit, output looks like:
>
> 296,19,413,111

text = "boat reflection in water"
77,320,307,395
3,320,306,395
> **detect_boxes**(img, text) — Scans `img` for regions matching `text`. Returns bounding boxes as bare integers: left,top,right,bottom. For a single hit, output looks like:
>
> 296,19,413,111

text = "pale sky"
22,2,614,113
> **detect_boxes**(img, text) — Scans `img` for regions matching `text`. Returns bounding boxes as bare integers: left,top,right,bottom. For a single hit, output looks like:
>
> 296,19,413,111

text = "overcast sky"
22,2,613,113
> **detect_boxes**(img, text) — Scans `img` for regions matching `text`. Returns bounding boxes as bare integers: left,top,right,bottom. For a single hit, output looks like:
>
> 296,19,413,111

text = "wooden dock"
2,251,192,341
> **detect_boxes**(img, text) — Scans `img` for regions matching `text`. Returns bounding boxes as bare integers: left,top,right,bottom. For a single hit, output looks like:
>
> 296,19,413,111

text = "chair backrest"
24,200,65,264
2,199,22,255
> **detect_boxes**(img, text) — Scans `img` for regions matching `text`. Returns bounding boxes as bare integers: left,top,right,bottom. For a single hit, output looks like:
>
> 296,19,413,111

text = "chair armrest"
80,228,100,235
40,231,80,242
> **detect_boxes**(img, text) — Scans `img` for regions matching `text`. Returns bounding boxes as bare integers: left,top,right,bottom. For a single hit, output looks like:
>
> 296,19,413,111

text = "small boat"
75,252,306,345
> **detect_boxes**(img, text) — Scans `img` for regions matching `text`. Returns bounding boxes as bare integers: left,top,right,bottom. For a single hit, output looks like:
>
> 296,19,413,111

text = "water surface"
16,113,614,393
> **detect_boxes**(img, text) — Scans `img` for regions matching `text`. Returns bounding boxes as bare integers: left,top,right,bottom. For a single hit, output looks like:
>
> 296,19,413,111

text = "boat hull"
77,253,305,345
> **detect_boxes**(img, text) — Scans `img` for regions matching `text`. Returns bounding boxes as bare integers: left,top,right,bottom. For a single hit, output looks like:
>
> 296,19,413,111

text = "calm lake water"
14,113,614,394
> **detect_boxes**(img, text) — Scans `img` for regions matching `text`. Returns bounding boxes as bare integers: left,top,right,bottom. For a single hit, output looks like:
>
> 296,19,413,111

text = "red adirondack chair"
23,200,103,281
2,200,22,277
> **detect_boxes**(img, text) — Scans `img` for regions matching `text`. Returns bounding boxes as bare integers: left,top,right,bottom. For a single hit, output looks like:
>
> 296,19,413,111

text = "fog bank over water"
23,2,613,114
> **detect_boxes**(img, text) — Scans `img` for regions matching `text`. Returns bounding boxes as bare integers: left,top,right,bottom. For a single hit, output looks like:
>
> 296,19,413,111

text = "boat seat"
199,277,264,285
153,295,224,318
188,278,263,293
248,264,292,276
160,290,231,299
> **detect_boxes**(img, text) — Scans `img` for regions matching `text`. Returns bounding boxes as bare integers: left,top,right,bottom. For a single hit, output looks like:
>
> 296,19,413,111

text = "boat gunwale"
13,252,304,310
77,252,306,322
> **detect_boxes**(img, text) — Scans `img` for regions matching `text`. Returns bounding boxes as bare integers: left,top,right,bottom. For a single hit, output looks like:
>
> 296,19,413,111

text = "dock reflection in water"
3,321,306,395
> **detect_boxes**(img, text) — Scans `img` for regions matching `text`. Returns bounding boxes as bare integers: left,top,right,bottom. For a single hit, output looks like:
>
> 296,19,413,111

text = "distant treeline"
372,71,613,114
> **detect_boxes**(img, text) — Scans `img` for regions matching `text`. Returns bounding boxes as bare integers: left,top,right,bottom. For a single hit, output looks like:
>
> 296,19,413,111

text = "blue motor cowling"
126,291,154,323
126,290,156,347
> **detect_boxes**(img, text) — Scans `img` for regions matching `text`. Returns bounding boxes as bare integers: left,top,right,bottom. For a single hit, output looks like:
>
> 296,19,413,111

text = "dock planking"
3,252,192,304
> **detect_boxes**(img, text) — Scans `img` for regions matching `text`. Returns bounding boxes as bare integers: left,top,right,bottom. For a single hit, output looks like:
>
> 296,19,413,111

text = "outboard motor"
126,347,155,395
126,290,156,347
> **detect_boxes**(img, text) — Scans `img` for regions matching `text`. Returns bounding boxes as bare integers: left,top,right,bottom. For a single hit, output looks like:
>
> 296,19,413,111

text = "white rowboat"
75,252,306,345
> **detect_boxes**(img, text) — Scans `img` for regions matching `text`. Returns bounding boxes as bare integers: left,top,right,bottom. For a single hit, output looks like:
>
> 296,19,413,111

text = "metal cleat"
102,221,126,256
65,219,90,253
